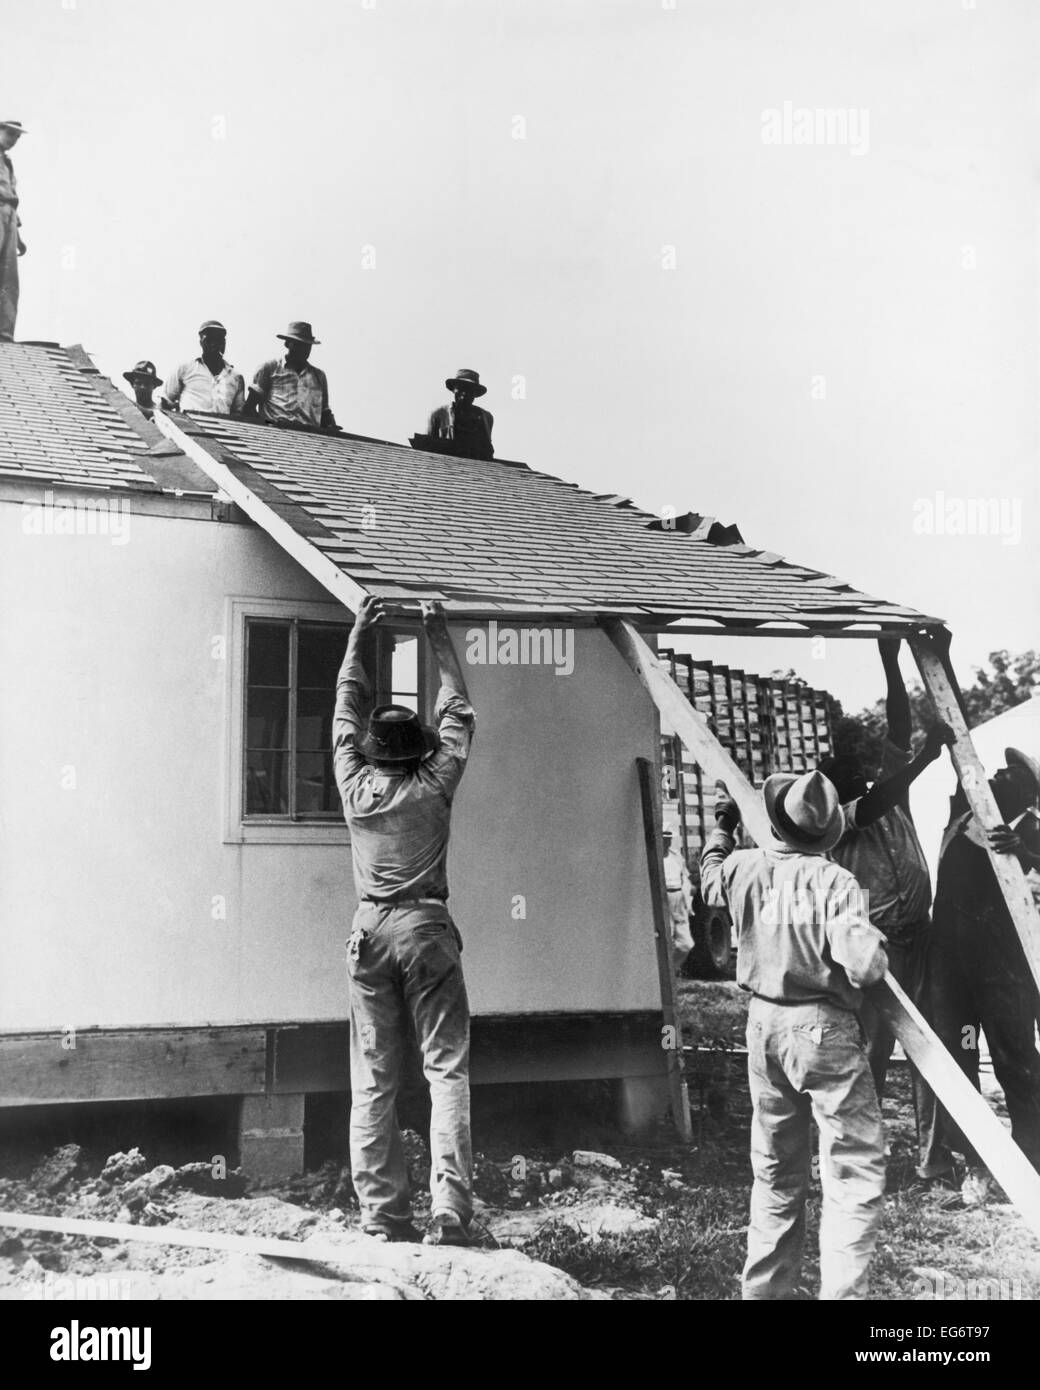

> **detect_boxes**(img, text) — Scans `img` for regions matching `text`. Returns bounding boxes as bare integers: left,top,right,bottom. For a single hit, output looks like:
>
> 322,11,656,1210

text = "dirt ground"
1,982,1037,1300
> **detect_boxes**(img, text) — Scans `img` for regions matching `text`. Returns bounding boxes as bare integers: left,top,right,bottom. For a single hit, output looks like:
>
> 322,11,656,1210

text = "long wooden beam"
603,619,773,845
911,634,1040,996
152,412,369,615
636,757,693,1142
604,618,1040,1240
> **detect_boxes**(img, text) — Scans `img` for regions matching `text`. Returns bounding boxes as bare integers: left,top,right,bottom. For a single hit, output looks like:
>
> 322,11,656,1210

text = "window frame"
224,597,430,846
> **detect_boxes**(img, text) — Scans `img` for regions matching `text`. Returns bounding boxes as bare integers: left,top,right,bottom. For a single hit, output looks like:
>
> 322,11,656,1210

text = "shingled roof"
0,343,214,495
161,412,944,631
0,343,942,630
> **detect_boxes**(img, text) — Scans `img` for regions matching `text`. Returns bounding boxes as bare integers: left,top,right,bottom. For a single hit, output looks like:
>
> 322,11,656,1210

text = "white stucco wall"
0,499,660,1030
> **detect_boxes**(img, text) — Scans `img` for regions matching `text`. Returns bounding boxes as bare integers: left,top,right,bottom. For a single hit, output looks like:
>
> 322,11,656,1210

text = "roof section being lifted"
154,409,943,634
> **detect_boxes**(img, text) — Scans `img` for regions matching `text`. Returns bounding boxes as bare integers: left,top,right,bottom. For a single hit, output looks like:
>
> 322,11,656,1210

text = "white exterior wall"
0,500,660,1031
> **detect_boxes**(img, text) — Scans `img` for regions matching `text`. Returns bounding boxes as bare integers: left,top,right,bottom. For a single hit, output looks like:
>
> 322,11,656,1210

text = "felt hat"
763,770,844,855
0,121,27,134
1005,747,1040,796
277,321,321,345
198,319,226,334
445,368,486,397
358,704,440,765
122,359,161,387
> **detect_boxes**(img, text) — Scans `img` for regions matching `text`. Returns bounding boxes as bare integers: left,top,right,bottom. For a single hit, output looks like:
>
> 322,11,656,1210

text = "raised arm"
853,722,954,828
879,638,911,752
421,600,469,703
332,595,383,800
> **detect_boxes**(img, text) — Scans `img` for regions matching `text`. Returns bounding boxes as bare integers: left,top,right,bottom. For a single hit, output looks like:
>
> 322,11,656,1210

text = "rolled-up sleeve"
825,866,889,988
163,363,184,407
332,652,370,805
700,826,735,909
422,689,476,798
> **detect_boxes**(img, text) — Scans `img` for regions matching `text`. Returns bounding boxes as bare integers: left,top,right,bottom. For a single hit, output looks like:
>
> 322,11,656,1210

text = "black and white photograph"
0,0,1038,1353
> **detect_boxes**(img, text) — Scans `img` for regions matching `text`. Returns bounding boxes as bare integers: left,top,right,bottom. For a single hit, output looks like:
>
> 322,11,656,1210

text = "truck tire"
685,904,735,980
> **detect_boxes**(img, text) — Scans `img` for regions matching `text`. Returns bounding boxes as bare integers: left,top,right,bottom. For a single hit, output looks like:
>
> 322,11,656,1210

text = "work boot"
423,1211,474,1247
362,1220,423,1243
960,1168,992,1208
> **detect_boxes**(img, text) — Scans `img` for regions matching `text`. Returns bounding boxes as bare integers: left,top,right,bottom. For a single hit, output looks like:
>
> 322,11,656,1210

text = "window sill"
225,822,351,846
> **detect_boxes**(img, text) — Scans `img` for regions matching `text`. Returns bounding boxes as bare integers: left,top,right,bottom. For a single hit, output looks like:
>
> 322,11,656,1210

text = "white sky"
5,0,1037,713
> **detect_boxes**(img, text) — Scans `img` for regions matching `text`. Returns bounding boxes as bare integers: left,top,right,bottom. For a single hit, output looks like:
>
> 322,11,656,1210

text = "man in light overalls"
334,595,476,1246
701,770,888,1299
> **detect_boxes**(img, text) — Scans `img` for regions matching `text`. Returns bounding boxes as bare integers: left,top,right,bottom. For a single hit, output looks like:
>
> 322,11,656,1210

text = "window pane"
246,750,288,814
391,691,419,713
296,688,332,751
298,624,347,689
391,635,418,698
248,622,289,686
296,752,339,814
246,688,289,749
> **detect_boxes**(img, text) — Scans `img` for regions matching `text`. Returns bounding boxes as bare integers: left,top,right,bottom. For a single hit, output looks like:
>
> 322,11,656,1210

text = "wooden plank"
0,1208,401,1269
613,619,1040,1237
636,757,693,1142
0,1029,267,1106
152,413,369,615
870,974,1040,1240
603,619,773,845
911,636,1040,996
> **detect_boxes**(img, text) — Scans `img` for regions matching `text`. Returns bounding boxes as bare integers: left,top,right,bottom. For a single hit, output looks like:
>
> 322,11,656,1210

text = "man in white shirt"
162,320,245,415
701,771,888,1300
662,828,694,969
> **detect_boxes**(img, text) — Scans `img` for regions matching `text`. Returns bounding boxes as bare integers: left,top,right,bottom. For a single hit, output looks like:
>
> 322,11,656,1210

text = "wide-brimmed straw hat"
277,321,321,345
763,770,844,855
358,704,440,765
122,359,162,387
445,368,486,397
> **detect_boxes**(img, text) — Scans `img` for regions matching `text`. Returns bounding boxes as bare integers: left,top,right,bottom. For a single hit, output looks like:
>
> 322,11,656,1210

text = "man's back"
702,841,886,1008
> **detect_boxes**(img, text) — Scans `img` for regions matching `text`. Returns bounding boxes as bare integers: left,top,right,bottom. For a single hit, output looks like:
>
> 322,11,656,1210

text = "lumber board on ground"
0,1209,387,1268
911,635,1040,997
608,618,1040,1241
636,758,693,1142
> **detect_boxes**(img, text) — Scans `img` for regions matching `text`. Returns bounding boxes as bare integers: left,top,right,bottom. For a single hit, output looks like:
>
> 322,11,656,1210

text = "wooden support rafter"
911,632,1040,996
636,757,693,1142
603,617,1040,1241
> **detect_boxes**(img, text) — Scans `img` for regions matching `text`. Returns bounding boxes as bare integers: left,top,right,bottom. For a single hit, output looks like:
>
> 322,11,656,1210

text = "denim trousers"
743,996,886,1301
345,900,472,1229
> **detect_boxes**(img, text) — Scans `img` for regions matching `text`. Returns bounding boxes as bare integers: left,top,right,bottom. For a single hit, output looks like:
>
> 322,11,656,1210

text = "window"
241,616,429,826
245,619,347,820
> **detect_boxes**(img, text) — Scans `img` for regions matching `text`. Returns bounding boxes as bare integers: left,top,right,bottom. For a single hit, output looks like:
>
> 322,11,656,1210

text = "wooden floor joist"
603,617,1040,1242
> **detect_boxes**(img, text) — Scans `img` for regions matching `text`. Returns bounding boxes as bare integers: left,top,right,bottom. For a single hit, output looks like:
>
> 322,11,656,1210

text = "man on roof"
122,360,162,419
925,745,1040,1203
817,638,955,1188
426,369,494,460
161,320,245,415
701,771,889,1300
244,320,337,429
333,595,476,1248
0,120,28,344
